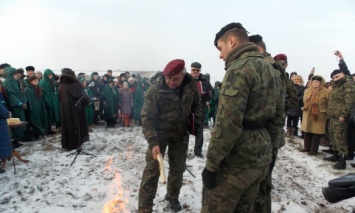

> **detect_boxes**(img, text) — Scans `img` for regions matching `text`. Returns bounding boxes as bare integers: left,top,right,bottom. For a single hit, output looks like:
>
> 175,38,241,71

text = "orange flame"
102,158,129,213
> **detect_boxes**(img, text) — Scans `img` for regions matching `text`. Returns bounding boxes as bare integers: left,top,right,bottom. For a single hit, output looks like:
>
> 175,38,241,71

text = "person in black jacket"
190,62,213,158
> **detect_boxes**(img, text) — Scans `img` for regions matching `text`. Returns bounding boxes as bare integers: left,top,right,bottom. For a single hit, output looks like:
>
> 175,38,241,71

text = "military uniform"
252,52,287,213
138,68,201,213
328,76,355,157
202,42,283,212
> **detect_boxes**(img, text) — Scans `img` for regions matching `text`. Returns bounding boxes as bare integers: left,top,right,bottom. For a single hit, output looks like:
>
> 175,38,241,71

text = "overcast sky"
1,0,354,83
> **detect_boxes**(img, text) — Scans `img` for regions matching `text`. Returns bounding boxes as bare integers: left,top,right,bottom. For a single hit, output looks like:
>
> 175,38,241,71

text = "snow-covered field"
1,126,354,213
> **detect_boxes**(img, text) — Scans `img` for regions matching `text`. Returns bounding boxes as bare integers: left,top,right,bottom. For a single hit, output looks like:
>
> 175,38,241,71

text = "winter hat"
214,22,245,47
123,81,129,86
311,75,323,82
162,59,185,76
191,62,201,68
25,66,35,71
128,77,134,82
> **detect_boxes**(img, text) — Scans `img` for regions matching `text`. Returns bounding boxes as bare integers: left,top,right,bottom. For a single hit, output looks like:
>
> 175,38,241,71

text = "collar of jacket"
195,73,207,81
225,42,260,69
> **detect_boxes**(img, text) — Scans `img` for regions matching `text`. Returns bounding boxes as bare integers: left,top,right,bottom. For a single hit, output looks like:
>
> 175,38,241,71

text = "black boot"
333,154,346,170
322,144,334,154
166,197,182,212
324,151,339,162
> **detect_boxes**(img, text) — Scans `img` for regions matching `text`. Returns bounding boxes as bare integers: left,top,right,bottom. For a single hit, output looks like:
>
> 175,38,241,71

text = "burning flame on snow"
102,158,129,213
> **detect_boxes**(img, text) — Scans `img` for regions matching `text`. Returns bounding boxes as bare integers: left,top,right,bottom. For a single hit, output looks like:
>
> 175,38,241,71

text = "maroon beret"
273,54,287,61
162,59,185,76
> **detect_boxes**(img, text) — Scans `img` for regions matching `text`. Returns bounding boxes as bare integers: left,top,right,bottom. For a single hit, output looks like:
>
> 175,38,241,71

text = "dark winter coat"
101,84,120,121
89,73,102,98
287,84,306,117
0,95,12,159
58,71,90,150
133,79,149,122
2,67,26,139
24,84,48,134
119,88,133,115
39,69,60,125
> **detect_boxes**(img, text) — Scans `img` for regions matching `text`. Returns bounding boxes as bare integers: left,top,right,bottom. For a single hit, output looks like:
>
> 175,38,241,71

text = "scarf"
303,88,319,121
32,84,42,100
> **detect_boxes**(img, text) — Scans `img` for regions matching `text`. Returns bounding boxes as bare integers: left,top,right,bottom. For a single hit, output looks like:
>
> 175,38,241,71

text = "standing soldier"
273,53,298,139
248,34,295,212
201,23,283,213
138,59,202,212
324,69,355,170
190,62,213,158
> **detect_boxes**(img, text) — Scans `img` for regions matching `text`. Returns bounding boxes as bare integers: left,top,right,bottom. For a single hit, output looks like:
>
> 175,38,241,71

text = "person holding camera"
190,62,213,158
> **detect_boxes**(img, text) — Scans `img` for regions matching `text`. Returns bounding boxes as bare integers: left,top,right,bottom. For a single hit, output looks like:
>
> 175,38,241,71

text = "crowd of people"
1,21,355,212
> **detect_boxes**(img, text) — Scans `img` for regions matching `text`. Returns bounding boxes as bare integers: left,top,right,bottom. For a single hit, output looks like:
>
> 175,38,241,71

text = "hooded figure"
58,70,90,150
100,79,120,127
24,76,48,139
0,90,12,162
133,78,149,125
80,78,95,127
2,66,26,140
39,69,60,131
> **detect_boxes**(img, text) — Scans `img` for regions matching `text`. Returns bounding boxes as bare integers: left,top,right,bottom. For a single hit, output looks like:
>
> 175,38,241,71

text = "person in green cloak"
2,66,27,147
24,76,48,140
39,69,60,134
134,78,149,126
209,81,222,127
80,78,95,132
100,79,120,127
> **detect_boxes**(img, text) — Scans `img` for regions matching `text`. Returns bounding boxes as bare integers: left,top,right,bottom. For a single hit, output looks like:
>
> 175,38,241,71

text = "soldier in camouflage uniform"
325,69,355,170
138,59,202,213
201,23,283,213
248,34,288,213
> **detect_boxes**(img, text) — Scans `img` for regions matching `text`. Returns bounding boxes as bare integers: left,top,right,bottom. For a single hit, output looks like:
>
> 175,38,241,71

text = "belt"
242,121,265,130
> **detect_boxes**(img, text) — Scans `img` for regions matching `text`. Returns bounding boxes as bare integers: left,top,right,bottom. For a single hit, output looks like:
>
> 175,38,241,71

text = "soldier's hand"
339,117,345,123
334,50,343,60
152,145,161,160
202,168,217,189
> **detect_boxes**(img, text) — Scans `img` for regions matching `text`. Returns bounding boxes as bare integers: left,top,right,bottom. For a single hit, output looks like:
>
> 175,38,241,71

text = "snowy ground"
1,126,355,213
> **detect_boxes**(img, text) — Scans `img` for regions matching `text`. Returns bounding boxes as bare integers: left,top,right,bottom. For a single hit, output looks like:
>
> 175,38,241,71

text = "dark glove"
202,168,217,189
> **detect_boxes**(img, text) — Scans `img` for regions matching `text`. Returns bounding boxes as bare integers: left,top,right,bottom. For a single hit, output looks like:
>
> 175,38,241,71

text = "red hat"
162,59,185,76
273,54,287,61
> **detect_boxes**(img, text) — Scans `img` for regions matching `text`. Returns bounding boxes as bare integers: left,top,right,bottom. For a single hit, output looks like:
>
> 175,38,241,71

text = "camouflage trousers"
252,148,279,213
201,165,269,213
329,118,348,156
138,134,189,213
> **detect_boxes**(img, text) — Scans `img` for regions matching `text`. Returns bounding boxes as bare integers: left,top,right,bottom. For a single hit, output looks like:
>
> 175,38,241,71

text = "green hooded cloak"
39,69,60,125
2,66,26,138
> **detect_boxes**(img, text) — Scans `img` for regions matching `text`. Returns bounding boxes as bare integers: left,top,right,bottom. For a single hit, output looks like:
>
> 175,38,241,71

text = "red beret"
162,59,185,76
273,54,287,61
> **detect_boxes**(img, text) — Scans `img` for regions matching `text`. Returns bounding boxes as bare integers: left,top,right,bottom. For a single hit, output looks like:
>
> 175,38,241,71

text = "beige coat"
301,87,329,134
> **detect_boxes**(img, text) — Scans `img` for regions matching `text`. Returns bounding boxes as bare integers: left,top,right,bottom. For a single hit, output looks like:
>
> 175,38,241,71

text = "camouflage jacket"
328,76,355,119
141,73,202,147
205,43,283,171
263,52,289,148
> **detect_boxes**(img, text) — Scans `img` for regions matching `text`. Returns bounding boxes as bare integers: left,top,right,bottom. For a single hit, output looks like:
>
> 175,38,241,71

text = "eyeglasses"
191,69,200,72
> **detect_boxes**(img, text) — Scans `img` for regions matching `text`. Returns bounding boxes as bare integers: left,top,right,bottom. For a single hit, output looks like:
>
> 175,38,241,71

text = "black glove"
202,168,217,189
